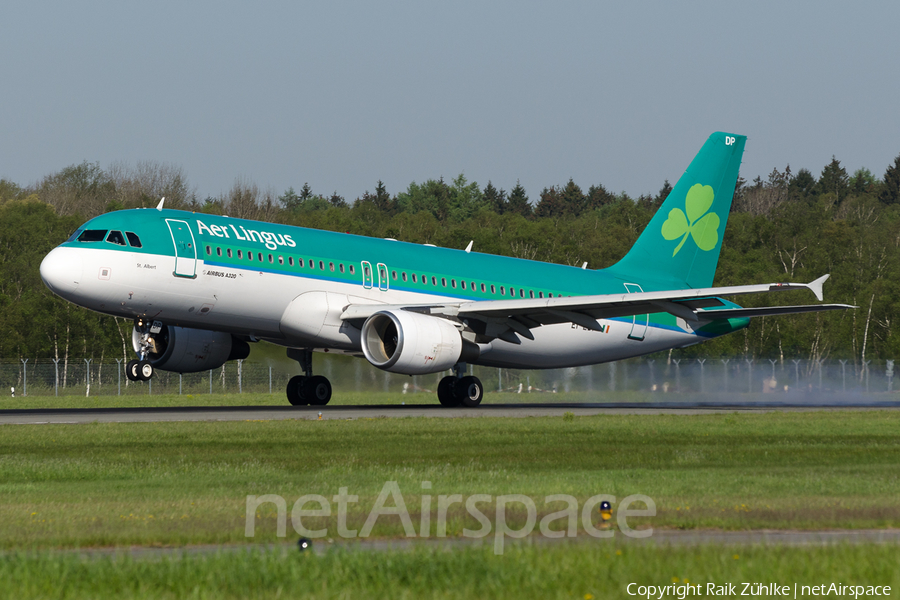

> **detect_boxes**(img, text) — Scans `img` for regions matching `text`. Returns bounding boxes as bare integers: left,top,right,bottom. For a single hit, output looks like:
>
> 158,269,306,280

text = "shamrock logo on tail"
661,184,720,256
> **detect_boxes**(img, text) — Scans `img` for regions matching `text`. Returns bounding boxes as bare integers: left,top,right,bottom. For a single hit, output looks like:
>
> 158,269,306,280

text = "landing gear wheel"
457,376,484,407
138,360,154,381
437,376,461,407
126,359,140,382
287,376,307,406
304,375,332,406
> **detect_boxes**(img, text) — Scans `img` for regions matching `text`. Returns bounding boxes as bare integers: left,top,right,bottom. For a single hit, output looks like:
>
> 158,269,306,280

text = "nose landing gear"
286,349,332,406
126,359,154,382
126,318,160,382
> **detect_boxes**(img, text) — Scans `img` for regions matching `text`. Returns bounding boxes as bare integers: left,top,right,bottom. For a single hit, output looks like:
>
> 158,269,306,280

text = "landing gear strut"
126,319,157,382
286,349,332,406
437,363,484,408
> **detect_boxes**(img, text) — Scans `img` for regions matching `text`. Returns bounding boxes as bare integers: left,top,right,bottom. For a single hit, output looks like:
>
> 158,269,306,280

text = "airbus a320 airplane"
40,132,850,407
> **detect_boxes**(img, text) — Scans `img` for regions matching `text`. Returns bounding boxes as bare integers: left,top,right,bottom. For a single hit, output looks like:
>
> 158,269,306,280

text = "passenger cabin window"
461,281,466,289
319,261,324,270
278,256,284,265
349,264,355,275
412,274,417,283
217,247,222,257
298,258,304,267
205,245,211,255
340,264,345,273
248,252,253,261
78,230,107,242
490,284,495,293
500,286,505,295
451,279,456,288
330,262,335,272
402,272,407,282
125,232,142,247
238,250,243,259
227,249,233,258
441,278,446,287
258,253,263,262
106,231,127,246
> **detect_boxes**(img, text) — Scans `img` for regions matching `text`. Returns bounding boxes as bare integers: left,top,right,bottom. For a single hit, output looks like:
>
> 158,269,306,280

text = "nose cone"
40,247,83,297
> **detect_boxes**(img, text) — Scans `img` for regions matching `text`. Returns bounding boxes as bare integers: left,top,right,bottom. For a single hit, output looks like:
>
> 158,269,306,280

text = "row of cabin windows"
204,245,557,298
75,229,143,248
205,245,355,275
390,268,557,298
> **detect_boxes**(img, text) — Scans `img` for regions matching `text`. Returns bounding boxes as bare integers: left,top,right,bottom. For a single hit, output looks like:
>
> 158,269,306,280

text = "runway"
24,528,900,561
2,400,899,425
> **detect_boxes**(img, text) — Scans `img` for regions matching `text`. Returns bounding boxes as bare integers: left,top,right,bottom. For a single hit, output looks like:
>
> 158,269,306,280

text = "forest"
2,150,900,365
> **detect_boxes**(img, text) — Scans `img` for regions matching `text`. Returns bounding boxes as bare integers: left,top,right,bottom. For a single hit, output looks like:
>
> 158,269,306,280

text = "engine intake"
132,324,250,373
361,310,473,375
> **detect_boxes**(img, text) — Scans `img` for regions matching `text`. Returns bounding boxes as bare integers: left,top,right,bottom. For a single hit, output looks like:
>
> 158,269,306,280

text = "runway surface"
2,401,899,425
25,528,900,560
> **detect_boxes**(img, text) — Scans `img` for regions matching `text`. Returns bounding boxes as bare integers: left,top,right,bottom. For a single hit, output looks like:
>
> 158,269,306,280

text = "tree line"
2,151,900,365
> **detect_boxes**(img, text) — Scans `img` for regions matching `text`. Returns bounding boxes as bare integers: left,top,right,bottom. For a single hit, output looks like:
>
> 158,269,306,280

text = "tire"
138,360,154,381
304,376,332,406
457,376,484,407
126,359,140,382
437,376,461,407
287,376,307,406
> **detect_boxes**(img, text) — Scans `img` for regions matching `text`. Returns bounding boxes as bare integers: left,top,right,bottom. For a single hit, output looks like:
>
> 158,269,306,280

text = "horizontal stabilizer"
697,303,855,319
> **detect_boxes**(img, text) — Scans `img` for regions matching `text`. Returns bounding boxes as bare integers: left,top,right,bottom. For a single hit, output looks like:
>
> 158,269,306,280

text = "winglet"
156,197,165,211
465,240,473,253
807,274,829,302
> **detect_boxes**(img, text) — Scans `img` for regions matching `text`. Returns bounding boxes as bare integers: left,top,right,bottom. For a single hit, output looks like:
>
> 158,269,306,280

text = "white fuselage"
43,244,703,371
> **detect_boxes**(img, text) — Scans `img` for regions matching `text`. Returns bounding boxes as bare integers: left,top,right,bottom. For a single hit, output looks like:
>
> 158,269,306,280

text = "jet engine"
361,310,477,375
132,324,250,373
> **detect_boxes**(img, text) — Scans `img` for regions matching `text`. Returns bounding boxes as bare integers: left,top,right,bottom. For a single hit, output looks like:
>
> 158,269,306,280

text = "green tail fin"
605,131,746,289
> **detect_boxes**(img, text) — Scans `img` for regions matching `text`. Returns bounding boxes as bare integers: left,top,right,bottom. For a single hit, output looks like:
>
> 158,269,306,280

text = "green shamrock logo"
661,184,720,256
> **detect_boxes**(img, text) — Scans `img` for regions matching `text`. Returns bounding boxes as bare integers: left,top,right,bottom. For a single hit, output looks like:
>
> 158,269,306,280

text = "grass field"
3,543,899,599
2,410,900,550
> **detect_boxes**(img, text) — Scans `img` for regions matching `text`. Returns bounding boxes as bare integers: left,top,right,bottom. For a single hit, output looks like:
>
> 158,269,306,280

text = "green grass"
3,543,898,599
2,411,900,550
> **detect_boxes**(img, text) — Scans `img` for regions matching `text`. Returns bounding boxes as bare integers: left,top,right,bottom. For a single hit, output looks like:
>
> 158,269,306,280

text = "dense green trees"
4,151,900,363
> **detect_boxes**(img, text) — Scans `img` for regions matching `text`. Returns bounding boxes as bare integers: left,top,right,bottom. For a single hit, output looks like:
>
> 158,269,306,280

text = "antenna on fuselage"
156,197,165,211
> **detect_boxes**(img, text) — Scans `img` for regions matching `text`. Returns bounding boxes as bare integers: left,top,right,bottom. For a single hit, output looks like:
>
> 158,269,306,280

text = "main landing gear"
286,349,332,406
126,318,157,382
436,363,484,408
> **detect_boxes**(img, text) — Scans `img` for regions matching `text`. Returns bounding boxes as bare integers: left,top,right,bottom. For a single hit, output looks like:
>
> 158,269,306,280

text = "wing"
340,274,853,343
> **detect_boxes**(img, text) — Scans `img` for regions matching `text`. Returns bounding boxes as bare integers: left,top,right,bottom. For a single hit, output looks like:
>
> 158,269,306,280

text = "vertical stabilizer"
605,132,746,289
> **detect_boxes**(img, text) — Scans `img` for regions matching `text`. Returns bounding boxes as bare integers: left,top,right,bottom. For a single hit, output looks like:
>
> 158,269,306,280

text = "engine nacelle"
132,324,250,373
361,310,473,375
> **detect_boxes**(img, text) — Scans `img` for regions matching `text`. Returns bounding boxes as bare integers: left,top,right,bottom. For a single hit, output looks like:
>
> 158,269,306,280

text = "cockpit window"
125,232,142,248
77,229,107,242
106,230,126,246
66,229,84,243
